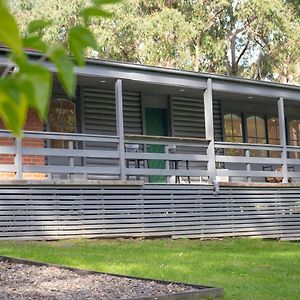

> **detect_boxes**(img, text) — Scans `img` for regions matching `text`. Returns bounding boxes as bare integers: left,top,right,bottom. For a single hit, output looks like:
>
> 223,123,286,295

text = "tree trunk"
230,36,238,76
194,37,200,72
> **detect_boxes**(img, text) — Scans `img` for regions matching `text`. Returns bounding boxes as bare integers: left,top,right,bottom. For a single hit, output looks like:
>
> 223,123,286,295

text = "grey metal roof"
0,47,300,100
83,56,300,92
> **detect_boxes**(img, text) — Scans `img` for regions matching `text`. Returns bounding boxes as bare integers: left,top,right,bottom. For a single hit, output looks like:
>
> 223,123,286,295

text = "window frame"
223,112,244,143
47,98,77,149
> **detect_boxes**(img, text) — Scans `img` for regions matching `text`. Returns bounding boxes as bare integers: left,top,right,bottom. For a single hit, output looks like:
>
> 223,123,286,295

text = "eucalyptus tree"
178,0,230,73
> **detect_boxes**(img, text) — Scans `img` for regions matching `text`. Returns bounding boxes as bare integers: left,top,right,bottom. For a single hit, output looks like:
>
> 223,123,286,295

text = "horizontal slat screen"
0,184,299,241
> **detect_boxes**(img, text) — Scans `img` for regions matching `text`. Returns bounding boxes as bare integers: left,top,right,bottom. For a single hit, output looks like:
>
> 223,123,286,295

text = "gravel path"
0,260,199,299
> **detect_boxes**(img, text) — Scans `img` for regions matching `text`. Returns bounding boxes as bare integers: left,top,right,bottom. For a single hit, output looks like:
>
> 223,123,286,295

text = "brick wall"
0,110,46,180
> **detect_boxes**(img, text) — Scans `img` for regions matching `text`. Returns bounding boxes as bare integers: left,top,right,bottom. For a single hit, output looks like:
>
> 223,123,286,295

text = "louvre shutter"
81,88,142,178
172,96,222,139
82,88,116,135
213,100,222,141
172,96,205,138
171,96,222,174
82,88,142,135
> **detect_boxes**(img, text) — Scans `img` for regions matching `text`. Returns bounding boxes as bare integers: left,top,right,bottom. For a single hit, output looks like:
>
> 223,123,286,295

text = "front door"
145,107,168,183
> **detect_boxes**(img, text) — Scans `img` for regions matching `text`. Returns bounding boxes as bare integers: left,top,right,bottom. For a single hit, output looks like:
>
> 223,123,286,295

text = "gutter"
0,46,299,93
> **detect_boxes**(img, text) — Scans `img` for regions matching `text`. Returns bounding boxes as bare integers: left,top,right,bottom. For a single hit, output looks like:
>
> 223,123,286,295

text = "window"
246,115,266,156
267,117,280,145
267,117,280,158
289,120,300,158
223,113,243,155
289,120,300,146
48,99,76,148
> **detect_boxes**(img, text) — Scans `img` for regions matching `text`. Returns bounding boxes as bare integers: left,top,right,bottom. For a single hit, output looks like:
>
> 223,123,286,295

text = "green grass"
0,238,299,299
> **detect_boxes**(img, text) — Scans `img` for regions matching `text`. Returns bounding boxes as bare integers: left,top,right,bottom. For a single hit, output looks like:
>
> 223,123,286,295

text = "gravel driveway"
0,260,199,299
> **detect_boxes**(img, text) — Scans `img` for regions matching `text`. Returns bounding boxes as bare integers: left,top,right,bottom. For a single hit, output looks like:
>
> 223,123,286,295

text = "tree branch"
236,40,249,65
203,7,224,32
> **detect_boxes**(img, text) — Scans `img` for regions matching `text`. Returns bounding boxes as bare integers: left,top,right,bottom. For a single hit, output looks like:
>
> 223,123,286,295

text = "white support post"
115,79,126,180
68,140,74,180
204,78,216,184
277,97,288,183
15,137,23,180
245,149,251,183
165,145,171,183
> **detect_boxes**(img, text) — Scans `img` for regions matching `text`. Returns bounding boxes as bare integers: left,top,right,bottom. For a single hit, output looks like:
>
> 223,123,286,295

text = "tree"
91,0,142,62
6,0,299,113
139,7,193,69
178,0,229,73
0,0,119,136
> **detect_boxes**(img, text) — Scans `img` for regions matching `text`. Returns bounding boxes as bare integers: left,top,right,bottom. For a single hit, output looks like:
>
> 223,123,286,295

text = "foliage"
8,0,300,83
2,0,299,134
0,0,119,135
90,0,300,80
0,238,300,300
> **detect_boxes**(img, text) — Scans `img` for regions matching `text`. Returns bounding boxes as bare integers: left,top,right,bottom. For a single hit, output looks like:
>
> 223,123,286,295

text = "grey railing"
0,131,211,182
1,130,300,183
0,130,120,180
124,134,210,182
215,141,292,182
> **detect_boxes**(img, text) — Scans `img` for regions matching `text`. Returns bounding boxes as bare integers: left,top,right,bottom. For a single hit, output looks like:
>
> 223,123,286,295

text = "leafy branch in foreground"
0,0,120,136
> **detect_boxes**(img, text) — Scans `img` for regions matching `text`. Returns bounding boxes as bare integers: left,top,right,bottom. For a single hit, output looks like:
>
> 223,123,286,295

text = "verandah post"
15,137,23,180
115,79,126,180
204,78,216,184
277,97,288,183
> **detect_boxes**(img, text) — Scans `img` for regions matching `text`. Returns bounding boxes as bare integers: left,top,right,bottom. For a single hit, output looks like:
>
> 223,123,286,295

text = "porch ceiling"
213,90,277,104
76,75,204,98
53,74,300,106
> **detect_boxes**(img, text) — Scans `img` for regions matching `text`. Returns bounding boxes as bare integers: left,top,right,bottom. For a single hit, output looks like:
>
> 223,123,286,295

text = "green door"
145,108,168,183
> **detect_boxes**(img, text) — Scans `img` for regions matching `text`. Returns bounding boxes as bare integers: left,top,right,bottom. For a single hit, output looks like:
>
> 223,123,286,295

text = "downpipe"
213,179,219,195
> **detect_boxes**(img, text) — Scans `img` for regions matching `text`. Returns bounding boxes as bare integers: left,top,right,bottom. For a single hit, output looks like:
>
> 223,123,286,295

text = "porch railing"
124,134,210,182
0,130,120,180
215,141,300,182
1,130,300,183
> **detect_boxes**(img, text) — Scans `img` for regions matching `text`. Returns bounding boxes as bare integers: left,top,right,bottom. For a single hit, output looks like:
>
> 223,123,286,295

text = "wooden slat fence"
0,184,299,241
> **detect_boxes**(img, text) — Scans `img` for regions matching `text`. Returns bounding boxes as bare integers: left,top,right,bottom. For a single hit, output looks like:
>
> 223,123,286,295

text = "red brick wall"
0,110,46,180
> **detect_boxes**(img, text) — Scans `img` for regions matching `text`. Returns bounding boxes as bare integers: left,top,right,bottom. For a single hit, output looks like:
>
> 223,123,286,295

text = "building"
0,48,299,241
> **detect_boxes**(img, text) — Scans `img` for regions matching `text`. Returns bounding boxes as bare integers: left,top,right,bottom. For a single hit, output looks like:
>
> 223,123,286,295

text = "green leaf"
27,19,52,34
0,77,29,136
48,46,75,98
18,62,52,120
0,0,23,55
68,25,97,66
81,6,113,24
23,36,47,52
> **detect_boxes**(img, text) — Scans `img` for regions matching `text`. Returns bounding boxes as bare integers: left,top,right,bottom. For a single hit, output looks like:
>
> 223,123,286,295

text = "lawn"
0,238,299,300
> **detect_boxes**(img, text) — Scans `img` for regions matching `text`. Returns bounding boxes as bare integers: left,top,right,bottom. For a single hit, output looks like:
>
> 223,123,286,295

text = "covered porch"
0,59,299,185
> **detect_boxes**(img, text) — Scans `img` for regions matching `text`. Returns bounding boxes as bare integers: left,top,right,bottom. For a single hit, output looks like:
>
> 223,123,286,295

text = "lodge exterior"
0,48,300,241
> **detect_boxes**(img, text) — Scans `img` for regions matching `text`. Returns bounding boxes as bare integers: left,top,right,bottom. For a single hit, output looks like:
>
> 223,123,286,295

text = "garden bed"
0,256,222,299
